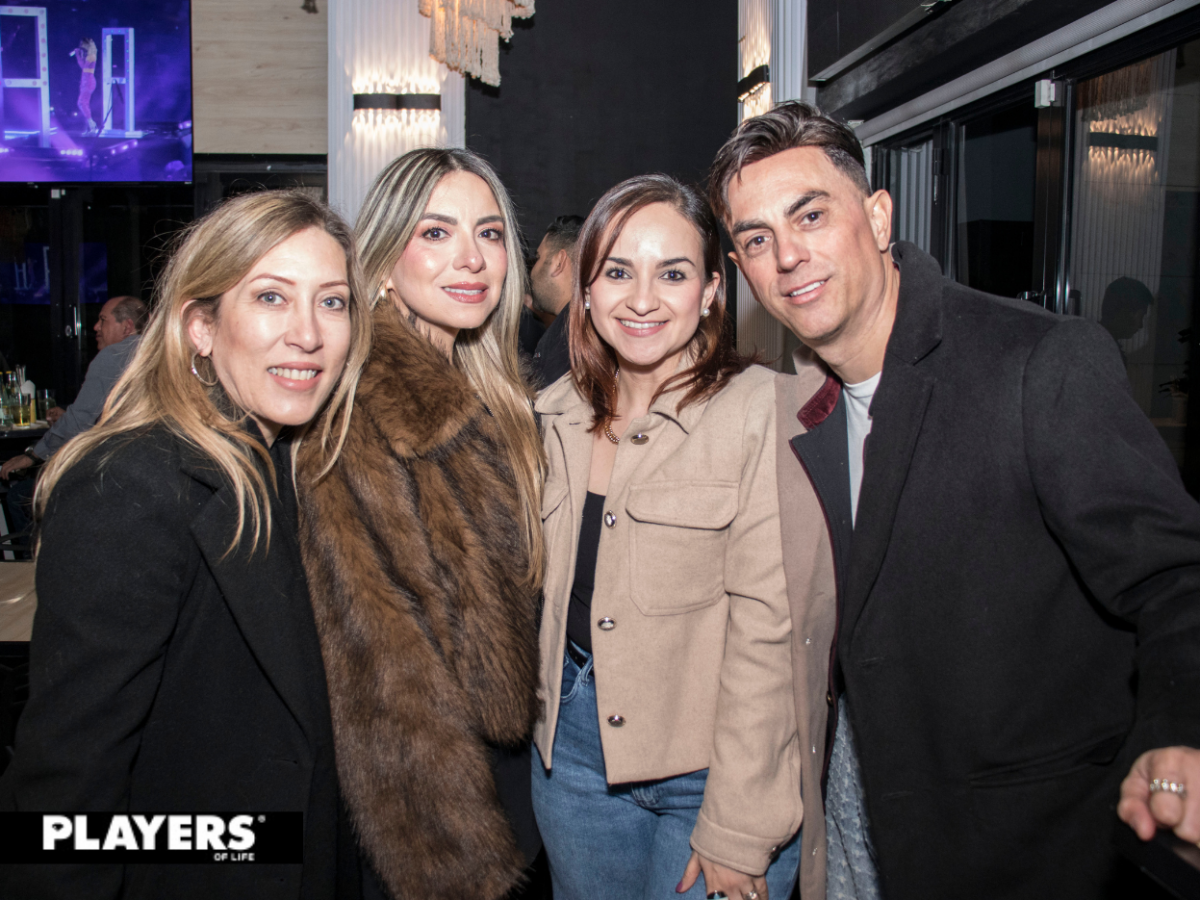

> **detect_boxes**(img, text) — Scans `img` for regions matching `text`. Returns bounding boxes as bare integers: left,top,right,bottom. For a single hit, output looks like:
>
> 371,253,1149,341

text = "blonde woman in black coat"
0,191,370,900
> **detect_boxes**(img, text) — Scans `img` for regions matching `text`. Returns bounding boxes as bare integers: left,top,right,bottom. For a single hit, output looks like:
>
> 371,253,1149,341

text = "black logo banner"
0,812,303,863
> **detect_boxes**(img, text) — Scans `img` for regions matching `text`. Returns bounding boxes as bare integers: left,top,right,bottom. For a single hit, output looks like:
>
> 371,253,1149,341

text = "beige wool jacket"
775,350,842,900
533,363,803,876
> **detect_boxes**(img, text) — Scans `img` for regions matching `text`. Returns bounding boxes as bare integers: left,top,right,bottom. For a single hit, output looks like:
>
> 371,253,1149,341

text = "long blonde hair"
35,190,372,554
356,148,545,587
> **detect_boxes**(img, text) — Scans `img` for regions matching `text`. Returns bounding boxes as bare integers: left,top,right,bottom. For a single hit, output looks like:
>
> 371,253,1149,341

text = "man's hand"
1118,746,1200,842
0,454,33,480
46,406,64,425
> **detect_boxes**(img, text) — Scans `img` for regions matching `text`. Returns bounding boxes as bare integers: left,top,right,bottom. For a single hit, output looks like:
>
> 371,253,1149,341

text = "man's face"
529,234,565,316
94,298,129,350
725,146,892,350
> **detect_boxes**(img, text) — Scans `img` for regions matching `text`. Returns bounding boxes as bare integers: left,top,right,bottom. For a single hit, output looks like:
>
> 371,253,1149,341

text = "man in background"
529,214,585,388
1,295,147,539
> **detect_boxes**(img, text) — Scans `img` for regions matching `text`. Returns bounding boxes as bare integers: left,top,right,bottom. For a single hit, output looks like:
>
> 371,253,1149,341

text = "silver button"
629,433,649,445
805,637,812,645
607,714,625,727
604,511,616,527
598,617,615,631
812,847,818,856
812,745,817,753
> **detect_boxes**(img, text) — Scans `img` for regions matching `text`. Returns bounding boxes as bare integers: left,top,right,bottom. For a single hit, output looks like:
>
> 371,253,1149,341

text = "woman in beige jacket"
532,174,802,900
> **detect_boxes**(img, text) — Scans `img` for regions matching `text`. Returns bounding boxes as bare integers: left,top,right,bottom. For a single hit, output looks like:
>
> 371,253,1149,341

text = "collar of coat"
351,301,490,456
296,302,537,900
535,352,709,434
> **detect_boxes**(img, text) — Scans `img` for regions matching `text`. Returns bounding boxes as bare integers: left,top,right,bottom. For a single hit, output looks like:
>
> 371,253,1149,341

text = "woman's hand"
677,850,767,900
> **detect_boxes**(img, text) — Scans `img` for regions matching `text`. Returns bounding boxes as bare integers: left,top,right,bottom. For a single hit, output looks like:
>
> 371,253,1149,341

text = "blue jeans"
532,646,801,900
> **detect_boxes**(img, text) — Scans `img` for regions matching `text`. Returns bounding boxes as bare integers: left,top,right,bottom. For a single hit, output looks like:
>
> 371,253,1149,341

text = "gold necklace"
604,365,622,444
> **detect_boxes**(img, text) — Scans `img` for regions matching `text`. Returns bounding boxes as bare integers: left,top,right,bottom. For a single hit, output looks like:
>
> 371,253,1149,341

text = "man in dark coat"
710,100,1200,899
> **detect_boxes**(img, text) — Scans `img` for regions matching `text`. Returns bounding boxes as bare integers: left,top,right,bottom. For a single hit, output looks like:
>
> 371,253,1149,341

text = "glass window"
955,104,1039,299
884,136,934,254
1068,41,1200,481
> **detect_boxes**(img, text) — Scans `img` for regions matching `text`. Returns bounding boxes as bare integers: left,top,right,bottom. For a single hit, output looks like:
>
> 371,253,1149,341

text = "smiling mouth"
443,286,488,302
787,280,827,298
618,319,665,331
268,367,320,381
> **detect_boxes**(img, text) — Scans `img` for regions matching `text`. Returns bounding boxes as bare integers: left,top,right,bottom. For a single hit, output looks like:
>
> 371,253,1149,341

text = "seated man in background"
529,214,584,388
0,295,146,541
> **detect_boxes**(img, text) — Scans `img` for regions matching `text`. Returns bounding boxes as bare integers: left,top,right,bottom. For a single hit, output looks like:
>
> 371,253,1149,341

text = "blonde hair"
35,190,372,554
356,148,545,587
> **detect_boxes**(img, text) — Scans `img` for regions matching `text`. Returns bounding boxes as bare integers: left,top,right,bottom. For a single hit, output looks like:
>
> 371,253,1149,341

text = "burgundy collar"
798,374,841,430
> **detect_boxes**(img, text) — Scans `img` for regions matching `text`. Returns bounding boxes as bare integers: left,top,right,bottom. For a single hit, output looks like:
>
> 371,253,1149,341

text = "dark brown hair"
708,100,871,222
569,174,751,432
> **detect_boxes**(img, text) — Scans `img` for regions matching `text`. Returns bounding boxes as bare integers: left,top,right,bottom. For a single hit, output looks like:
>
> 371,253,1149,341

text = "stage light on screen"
0,0,193,183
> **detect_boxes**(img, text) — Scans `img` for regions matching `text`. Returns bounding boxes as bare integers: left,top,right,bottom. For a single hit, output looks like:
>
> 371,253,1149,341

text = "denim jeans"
532,645,801,900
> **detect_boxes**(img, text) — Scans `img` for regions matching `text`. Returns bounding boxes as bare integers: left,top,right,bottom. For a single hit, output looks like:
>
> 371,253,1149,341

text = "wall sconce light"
1088,130,1157,151
353,93,441,112
737,65,770,102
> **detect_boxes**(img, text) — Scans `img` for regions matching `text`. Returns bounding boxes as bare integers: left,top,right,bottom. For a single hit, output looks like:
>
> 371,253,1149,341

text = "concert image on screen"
0,0,192,183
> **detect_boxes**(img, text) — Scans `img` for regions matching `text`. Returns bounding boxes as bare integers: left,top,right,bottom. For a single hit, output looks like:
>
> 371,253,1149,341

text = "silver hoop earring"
701,306,710,317
584,300,591,311
191,353,219,387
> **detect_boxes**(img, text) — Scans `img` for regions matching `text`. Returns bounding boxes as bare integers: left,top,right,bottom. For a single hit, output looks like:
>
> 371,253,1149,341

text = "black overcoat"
799,243,1200,899
0,426,350,900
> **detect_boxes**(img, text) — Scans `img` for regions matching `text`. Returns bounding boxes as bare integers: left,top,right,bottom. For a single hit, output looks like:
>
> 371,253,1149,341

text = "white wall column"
328,0,466,223
734,0,806,369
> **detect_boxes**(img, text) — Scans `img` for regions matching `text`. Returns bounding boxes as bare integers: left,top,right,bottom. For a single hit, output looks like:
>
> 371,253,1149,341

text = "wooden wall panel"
191,0,327,154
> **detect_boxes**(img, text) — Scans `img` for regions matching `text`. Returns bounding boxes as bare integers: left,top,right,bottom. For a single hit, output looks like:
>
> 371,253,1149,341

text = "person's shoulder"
54,426,197,501
534,371,582,414
703,364,779,431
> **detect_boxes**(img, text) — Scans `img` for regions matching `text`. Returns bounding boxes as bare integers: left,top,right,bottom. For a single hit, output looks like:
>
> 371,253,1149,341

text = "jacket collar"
839,241,942,646
535,355,707,434
357,302,487,458
886,241,944,368
180,431,326,746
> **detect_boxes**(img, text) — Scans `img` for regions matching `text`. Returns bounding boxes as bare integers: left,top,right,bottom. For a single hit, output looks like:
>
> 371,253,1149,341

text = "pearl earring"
584,300,591,310
701,307,710,317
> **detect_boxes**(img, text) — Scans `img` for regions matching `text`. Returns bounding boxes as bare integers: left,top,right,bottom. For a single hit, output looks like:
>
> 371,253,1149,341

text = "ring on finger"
1150,778,1188,798
744,892,761,900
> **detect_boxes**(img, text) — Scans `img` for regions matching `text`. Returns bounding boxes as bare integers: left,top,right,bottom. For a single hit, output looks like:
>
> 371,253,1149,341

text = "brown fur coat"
296,303,539,900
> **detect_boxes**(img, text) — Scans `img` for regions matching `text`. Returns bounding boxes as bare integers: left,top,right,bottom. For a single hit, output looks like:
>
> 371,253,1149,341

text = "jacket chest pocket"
624,481,738,615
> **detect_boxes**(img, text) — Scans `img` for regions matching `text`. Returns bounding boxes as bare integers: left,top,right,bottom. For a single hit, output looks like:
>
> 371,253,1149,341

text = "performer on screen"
72,37,98,134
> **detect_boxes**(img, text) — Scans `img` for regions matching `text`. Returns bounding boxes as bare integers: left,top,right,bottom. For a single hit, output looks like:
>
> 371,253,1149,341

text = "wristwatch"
23,445,41,462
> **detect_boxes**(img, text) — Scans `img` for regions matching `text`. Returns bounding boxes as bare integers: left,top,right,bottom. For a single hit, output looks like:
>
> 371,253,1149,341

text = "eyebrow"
731,190,831,235
606,256,696,268
420,213,505,227
249,274,348,290
785,190,830,218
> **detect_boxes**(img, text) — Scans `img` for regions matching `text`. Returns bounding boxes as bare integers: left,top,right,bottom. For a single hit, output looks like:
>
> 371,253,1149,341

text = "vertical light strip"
733,0,807,369
328,0,467,223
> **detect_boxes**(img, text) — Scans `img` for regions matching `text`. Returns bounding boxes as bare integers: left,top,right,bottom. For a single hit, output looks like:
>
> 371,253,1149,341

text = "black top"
565,491,606,653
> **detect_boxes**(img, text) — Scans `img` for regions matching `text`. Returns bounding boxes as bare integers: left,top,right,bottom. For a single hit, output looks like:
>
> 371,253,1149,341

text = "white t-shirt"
844,372,882,526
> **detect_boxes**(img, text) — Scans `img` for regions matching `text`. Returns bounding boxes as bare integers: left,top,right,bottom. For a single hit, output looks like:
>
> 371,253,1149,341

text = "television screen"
0,0,192,182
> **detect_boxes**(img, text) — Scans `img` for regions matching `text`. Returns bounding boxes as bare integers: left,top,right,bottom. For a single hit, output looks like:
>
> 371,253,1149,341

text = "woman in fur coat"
296,148,545,900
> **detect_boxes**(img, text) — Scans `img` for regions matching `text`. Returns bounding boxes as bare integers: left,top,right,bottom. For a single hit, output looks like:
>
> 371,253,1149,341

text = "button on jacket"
534,364,803,875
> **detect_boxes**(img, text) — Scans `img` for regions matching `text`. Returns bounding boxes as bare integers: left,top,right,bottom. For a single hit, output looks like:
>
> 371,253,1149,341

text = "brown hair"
708,100,870,222
570,173,751,432
37,190,372,555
